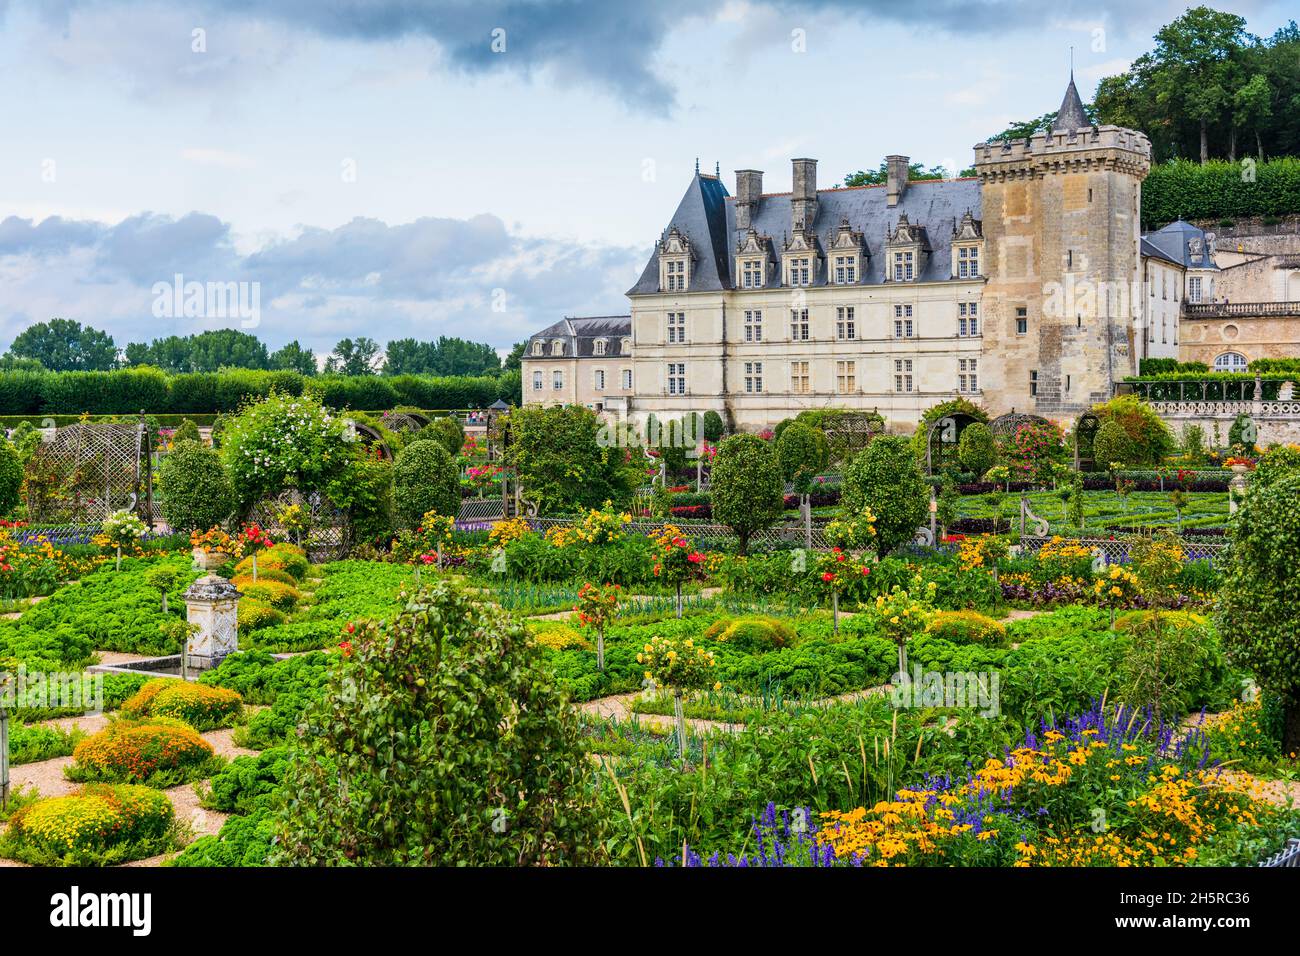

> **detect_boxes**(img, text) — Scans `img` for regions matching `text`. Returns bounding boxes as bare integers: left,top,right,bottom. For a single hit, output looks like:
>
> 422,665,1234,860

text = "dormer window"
788,257,812,286
892,251,914,281
658,225,693,292
532,341,543,356
950,211,984,279
956,246,980,278
828,218,864,285
740,258,765,288
886,214,929,283
620,337,631,353
552,339,565,356
593,339,607,356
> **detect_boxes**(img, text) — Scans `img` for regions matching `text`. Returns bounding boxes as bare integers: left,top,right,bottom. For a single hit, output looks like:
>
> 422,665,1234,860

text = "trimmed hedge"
67,718,220,786
1142,158,1300,228
0,783,177,866
121,679,244,730
0,368,518,416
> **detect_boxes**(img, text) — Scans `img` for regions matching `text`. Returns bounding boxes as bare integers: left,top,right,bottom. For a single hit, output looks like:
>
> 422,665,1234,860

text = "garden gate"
924,412,980,474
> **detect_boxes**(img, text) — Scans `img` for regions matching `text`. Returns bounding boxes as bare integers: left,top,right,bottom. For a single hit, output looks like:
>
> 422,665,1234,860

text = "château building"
522,76,1249,432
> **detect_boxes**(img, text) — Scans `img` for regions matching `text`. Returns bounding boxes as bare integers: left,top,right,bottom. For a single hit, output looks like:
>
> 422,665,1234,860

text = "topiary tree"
424,416,465,457
1215,472,1300,752
0,436,22,518
172,419,202,446
775,422,829,488
701,410,725,443
158,440,234,534
1091,394,1174,466
506,405,637,515
710,433,784,556
271,580,605,865
392,439,459,528
956,422,997,476
1091,419,1138,468
143,565,181,613
842,435,928,556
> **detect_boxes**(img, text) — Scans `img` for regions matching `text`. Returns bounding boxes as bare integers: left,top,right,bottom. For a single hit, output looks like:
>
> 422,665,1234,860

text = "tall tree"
503,341,526,372
270,340,318,375
329,337,381,376
5,318,117,370
843,160,973,187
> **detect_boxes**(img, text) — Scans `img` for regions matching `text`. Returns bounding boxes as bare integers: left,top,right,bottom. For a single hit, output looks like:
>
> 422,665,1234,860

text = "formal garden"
0,388,1298,868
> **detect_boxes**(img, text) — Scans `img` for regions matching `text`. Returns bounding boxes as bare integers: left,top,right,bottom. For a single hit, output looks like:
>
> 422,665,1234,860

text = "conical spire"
1051,72,1089,133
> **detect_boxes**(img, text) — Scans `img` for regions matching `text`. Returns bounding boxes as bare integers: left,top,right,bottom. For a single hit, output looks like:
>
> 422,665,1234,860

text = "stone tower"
975,75,1152,418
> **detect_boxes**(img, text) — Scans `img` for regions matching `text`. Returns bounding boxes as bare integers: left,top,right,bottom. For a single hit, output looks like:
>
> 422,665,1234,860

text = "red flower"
860,566,870,576
821,571,835,582
346,622,356,634
836,553,845,562
687,552,704,564
339,641,353,657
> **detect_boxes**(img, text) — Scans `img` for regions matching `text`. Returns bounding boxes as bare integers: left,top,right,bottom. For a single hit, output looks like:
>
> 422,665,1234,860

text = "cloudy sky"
0,0,1290,358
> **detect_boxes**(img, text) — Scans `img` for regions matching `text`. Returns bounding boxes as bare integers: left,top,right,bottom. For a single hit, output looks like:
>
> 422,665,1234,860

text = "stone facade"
521,77,1300,432
521,316,634,412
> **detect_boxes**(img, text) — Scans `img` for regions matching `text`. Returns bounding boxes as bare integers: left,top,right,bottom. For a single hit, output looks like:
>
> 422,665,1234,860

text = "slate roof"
1140,237,1182,268
1142,220,1219,271
628,172,982,294
526,315,632,359
1052,73,1091,133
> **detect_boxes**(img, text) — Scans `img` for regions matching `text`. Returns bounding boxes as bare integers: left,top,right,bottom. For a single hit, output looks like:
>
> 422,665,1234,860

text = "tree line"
2,318,525,378
992,7,1300,164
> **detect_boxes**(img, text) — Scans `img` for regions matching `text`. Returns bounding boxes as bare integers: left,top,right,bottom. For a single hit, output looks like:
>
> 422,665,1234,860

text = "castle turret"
973,74,1151,417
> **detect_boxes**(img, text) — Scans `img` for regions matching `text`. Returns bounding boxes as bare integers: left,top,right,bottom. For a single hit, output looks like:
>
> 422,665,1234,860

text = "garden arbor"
22,420,156,530
924,411,980,474
1073,412,1101,471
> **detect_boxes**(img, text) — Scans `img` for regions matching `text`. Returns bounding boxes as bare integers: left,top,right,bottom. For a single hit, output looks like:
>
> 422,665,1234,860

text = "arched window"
1213,351,1247,373
552,339,565,356
532,340,543,356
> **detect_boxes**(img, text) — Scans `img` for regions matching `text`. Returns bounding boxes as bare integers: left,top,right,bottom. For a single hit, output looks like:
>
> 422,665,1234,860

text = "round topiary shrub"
392,439,460,529
710,433,784,555
121,678,244,730
1091,419,1138,467
925,610,1007,646
841,435,929,556
67,719,221,786
775,422,829,486
238,598,285,632
172,419,202,445
231,568,298,588
1092,395,1173,466
157,439,235,534
423,416,465,457
529,623,591,651
237,579,301,612
709,616,795,654
957,422,998,476
0,783,178,865
702,410,725,443
234,543,310,581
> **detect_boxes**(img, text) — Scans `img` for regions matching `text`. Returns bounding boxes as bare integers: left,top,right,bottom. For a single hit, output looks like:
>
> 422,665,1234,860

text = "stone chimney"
886,154,910,207
791,158,818,232
735,169,764,231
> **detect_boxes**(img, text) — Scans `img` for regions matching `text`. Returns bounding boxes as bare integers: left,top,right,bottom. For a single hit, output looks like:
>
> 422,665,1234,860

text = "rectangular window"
667,363,686,395
621,368,633,390
553,370,564,390
789,257,811,286
1029,370,1038,397
893,358,913,393
744,361,763,394
957,246,980,278
667,312,686,344
893,304,914,339
836,360,856,393
833,255,856,284
958,302,980,337
1016,306,1028,336
893,250,914,281
1188,277,1202,303
593,369,605,391
790,309,810,341
664,259,686,291
743,309,763,342
790,361,810,394
532,370,543,391
958,358,978,394
835,306,856,340
741,259,764,289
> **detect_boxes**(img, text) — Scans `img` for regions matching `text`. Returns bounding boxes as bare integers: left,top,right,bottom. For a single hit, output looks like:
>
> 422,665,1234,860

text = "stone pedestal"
183,575,242,672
